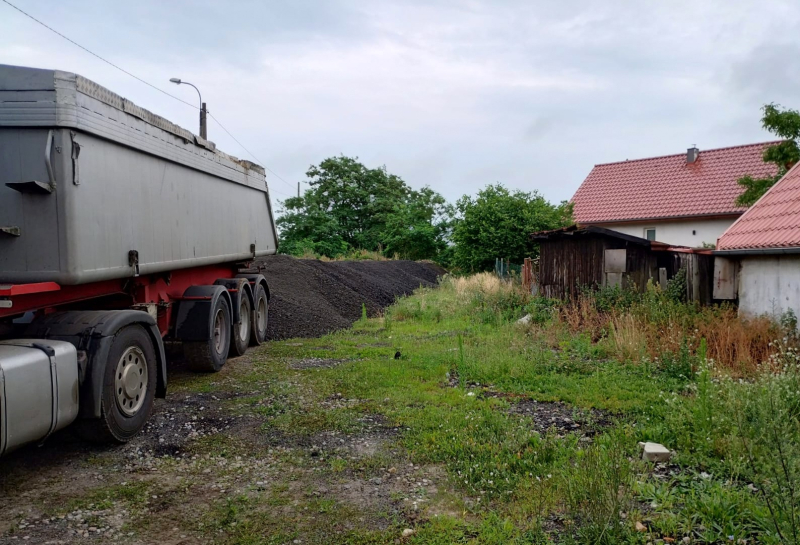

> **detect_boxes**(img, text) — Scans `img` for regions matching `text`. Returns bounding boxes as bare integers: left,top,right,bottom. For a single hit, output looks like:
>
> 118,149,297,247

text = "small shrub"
782,308,798,338
589,284,639,313
666,266,687,303
658,337,695,380
524,296,561,325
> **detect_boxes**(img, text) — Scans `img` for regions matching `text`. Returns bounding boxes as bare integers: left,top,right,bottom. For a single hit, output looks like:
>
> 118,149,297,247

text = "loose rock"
639,442,672,462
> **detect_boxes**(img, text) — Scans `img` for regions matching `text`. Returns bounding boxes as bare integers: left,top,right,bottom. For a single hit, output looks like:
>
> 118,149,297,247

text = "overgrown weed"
534,283,791,376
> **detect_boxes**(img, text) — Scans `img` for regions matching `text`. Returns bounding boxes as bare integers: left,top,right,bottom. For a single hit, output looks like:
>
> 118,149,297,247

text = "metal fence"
494,258,522,279
495,257,539,294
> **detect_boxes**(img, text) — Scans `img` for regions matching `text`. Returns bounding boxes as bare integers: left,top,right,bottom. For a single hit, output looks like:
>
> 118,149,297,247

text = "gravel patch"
126,392,245,458
483,392,614,437
510,399,613,437
288,357,349,370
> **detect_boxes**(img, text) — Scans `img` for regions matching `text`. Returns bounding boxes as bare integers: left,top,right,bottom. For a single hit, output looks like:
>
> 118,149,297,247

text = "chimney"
687,146,699,164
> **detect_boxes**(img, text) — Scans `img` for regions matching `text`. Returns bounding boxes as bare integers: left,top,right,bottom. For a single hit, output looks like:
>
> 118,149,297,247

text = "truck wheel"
229,291,252,357
79,325,157,443
183,296,231,372
251,284,269,346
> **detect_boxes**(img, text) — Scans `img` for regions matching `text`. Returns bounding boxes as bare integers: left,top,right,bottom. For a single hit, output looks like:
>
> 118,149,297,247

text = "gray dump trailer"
0,64,278,456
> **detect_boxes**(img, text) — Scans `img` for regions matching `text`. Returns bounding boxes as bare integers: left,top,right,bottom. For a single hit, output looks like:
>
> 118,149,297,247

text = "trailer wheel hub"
256,297,267,333
213,308,227,354
239,300,250,343
115,346,148,416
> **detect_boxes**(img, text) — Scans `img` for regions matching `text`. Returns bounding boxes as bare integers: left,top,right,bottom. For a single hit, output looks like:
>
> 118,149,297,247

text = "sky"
2,0,800,207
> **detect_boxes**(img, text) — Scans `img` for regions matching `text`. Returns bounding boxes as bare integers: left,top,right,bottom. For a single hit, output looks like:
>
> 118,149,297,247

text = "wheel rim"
256,295,268,334
115,346,148,416
239,299,250,343
213,308,228,355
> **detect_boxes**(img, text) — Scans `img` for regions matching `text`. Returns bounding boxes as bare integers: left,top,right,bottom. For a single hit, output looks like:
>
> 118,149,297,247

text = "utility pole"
297,181,300,198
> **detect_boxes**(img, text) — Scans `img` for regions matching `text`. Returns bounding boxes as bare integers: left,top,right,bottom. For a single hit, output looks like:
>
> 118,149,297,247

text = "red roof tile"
571,142,781,223
717,163,800,251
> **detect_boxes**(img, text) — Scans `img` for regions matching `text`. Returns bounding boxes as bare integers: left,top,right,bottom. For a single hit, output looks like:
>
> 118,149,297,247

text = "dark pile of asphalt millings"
248,255,446,340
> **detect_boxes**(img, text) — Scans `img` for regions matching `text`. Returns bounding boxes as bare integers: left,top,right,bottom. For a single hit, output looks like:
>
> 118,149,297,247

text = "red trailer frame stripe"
0,282,61,296
1,263,246,337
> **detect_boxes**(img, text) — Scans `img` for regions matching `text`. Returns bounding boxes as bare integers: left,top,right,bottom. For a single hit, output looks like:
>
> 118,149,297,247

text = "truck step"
5,181,54,195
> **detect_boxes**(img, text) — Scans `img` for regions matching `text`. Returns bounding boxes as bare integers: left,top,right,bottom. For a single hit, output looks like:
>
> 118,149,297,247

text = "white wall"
738,255,800,319
590,217,738,247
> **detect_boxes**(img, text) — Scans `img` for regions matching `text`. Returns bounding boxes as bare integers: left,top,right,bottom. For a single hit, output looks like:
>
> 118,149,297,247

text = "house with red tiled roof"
571,142,781,247
714,162,800,319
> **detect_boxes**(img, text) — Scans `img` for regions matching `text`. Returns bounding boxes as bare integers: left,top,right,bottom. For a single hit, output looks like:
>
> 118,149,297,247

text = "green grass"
53,277,794,545
219,278,798,544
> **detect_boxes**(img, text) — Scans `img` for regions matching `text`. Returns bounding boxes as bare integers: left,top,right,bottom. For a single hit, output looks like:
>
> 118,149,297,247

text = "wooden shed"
531,226,714,303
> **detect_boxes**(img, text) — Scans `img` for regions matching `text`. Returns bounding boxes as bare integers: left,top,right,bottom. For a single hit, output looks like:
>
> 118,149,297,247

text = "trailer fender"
24,310,167,419
235,273,270,301
213,278,252,324
173,285,233,342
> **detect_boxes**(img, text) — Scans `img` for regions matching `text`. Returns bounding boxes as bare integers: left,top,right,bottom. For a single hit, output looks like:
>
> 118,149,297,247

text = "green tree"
275,199,349,257
277,156,451,260
736,103,800,206
382,187,453,261
451,184,572,272
304,156,410,250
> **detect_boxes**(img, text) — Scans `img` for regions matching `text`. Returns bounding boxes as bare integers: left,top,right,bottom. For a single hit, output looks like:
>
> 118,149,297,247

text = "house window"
644,228,656,241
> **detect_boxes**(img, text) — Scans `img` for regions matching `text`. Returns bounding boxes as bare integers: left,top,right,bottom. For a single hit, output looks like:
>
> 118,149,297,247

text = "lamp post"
169,78,207,140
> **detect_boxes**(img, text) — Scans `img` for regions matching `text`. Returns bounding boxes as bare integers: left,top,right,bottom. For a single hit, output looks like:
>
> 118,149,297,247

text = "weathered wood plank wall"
538,236,607,299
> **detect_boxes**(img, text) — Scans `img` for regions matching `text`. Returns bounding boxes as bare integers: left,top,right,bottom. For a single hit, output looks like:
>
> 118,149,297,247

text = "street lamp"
169,77,207,139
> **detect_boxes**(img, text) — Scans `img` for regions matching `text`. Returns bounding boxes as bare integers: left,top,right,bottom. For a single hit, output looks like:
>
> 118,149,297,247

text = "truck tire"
229,290,252,357
251,284,269,346
78,325,157,443
183,296,231,372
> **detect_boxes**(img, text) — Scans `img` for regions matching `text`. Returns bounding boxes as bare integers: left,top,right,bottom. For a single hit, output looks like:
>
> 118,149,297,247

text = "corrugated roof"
716,162,800,251
571,142,781,223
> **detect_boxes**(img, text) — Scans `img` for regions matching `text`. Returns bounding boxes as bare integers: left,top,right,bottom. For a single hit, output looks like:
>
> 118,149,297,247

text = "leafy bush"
524,296,562,325
586,284,639,313
665,266,687,303
658,338,695,380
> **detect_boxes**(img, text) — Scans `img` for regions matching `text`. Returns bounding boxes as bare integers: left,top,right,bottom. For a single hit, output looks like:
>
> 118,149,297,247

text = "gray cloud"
2,0,799,204
728,43,800,103
524,116,555,141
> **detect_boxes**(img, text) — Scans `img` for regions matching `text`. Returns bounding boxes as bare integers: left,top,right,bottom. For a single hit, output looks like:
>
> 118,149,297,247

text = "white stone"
516,314,532,325
638,442,672,462
402,528,416,537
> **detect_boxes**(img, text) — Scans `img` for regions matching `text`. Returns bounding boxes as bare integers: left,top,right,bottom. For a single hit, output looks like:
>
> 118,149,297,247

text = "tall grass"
561,430,639,544
451,272,508,298
545,284,790,376
444,274,792,375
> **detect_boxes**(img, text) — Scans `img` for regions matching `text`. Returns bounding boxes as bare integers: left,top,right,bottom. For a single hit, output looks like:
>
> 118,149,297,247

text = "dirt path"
0,347,454,544
0,258,449,545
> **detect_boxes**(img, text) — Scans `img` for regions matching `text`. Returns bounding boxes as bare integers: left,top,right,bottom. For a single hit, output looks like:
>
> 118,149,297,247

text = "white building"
571,142,780,247
715,163,800,319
